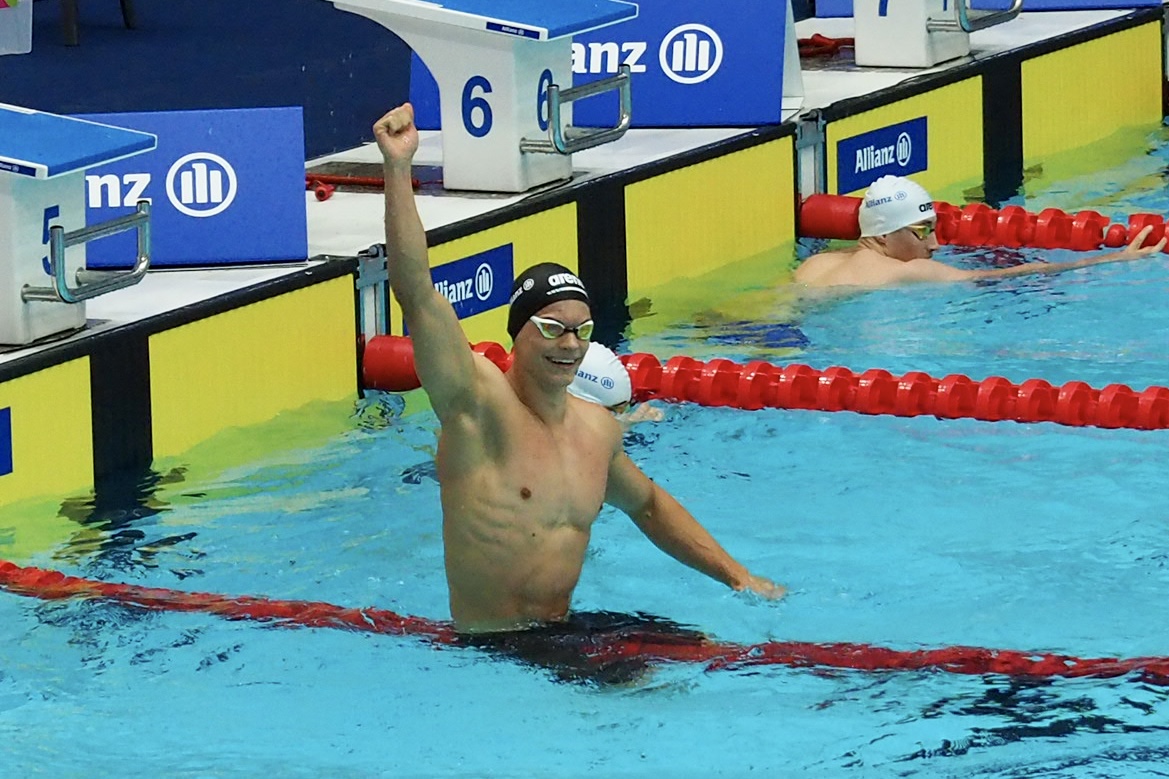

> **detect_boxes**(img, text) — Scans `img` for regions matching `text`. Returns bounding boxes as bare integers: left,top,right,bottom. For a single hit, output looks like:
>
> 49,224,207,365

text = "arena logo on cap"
546,271,585,291
837,116,928,195
430,244,514,320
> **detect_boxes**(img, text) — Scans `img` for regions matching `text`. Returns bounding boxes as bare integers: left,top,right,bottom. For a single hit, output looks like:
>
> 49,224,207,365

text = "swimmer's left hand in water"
735,573,787,600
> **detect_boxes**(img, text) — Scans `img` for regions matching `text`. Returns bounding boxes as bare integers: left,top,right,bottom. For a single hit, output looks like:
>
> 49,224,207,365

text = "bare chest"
438,411,613,533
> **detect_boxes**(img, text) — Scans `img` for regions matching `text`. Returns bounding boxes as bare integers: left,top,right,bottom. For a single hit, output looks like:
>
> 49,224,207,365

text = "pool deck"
0,4,1160,504
0,6,1143,371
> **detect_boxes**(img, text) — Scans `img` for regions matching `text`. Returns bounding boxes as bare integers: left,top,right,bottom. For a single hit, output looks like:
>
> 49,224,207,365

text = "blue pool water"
3,154,1169,776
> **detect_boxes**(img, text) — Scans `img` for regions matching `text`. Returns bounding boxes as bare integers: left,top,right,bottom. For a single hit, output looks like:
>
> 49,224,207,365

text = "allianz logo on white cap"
86,152,238,218
572,23,723,84
576,368,615,392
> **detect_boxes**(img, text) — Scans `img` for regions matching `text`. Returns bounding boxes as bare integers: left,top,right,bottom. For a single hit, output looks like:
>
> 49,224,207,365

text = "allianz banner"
836,117,929,195
401,244,514,334
75,107,308,268
410,0,788,129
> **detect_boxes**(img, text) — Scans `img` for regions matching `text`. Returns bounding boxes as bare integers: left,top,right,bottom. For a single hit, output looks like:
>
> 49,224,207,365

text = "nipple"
520,487,532,500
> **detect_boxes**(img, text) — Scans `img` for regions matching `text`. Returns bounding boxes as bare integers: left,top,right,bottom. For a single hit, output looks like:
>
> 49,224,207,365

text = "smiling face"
510,299,593,392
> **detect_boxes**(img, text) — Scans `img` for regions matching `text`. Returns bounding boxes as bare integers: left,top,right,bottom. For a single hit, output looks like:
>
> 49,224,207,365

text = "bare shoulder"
794,249,854,285
439,352,517,431
568,395,624,453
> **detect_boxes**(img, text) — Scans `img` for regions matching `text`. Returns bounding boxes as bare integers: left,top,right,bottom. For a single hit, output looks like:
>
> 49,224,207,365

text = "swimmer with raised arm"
794,175,1165,289
375,103,783,635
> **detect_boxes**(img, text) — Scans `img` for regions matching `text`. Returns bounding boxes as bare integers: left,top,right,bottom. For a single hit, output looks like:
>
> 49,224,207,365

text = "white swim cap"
857,175,936,237
567,342,632,409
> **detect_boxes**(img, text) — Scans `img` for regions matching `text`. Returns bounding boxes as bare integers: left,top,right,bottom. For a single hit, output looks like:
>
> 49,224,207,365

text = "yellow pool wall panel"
0,358,94,504
150,277,357,459
826,77,983,203
625,136,795,299
393,204,579,346
1022,22,1162,167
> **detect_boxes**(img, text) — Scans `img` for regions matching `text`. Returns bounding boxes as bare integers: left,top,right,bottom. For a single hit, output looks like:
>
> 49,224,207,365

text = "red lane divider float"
2,559,1166,684
799,193,1169,252
360,336,1169,431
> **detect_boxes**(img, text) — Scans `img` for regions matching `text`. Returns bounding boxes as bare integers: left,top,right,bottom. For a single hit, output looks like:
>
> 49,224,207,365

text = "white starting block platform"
0,107,156,180
328,0,639,192
340,0,640,41
0,105,157,346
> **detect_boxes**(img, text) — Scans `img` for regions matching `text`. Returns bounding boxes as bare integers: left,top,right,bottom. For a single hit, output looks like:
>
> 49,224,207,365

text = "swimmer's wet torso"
436,351,622,633
375,101,784,636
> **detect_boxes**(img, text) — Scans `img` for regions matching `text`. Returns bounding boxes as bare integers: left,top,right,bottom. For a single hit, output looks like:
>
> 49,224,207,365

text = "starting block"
326,0,639,192
854,0,1022,67
0,104,156,346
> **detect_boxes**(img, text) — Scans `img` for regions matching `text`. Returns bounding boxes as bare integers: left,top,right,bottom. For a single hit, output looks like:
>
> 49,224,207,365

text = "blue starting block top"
337,0,638,41
0,103,157,180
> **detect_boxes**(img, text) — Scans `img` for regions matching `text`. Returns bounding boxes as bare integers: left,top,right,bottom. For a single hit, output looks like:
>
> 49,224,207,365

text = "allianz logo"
575,370,616,391
572,23,723,85
85,152,238,218
435,262,494,304
853,131,914,173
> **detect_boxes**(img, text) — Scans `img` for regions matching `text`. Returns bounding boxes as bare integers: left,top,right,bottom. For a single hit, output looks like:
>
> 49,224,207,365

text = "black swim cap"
506,263,591,340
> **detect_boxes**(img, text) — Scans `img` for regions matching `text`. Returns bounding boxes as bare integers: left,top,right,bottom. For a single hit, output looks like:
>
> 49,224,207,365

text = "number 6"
462,76,493,138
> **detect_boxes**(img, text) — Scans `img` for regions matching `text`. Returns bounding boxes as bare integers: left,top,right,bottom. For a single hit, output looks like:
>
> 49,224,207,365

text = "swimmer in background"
794,175,1166,289
374,103,784,638
568,342,665,429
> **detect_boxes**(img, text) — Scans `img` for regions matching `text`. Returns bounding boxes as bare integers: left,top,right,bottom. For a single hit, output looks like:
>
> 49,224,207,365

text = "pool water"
4,150,1169,777
4,394,1168,777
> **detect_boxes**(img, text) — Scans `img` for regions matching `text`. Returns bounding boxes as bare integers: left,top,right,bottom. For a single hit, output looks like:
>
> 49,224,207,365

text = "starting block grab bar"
0,105,156,345
929,0,1023,33
22,200,152,305
520,66,632,155
328,0,639,192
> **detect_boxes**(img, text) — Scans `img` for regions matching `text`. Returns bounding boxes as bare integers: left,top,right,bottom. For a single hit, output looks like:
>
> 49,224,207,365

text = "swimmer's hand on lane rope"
1114,224,1167,259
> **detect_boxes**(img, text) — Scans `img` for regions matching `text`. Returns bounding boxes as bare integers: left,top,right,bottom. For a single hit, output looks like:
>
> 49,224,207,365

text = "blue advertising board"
836,116,928,194
817,0,1156,17
410,0,788,129
0,407,11,477
75,108,308,268
414,244,514,328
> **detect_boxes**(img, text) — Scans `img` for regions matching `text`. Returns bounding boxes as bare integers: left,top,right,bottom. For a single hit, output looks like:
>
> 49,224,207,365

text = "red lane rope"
1,560,1166,683
359,336,1169,431
799,193,1169,252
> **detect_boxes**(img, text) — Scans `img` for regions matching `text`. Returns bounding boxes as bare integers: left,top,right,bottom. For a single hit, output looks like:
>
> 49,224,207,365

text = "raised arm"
374,104,479,419
605,452,786,599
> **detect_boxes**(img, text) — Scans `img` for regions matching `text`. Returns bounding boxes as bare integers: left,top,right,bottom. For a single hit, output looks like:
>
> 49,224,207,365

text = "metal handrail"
927,0,1023,33
520,65,632,156
22,200,152,304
